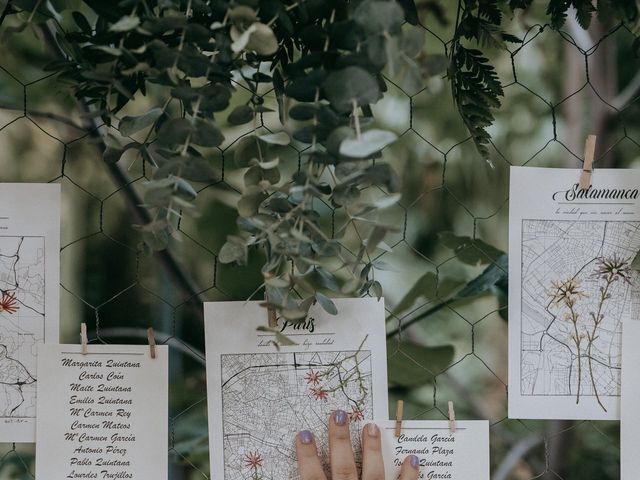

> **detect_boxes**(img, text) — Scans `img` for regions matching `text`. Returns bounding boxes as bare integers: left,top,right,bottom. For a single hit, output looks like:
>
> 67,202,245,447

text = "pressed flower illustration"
304,370,321,385
549,254,635,412
0,291,19,315
310,387,329,401
243,451,264,480
549,278,587,404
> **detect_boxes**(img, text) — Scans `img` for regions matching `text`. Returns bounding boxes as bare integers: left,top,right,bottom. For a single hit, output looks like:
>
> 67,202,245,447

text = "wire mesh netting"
0,4,639,480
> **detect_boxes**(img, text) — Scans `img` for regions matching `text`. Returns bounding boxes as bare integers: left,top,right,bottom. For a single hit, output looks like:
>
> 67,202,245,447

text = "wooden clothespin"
147,327,157,359
579,134,597,190
448,401,457,433
394,399,404,437
265,293,278,328
80,323,88,355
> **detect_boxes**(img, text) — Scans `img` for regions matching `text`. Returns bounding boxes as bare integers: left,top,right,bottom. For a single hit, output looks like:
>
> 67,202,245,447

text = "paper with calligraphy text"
621,321,640,479
509,166,640,419
35,344,168,479
0,183,60,442
204,298,388,480
379,420,490,480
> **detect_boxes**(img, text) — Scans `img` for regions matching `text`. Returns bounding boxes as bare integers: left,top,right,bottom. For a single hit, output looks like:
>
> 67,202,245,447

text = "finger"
296,430,328,480
398,455,420,480
328,409,358,480
361,423,384,480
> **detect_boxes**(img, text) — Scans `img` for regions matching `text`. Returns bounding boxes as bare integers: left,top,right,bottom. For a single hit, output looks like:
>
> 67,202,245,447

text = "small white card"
509,167,640,419
35,344,168,479
204,298,388,480
379,420,490,480
621,321,640,479
0,183,60,442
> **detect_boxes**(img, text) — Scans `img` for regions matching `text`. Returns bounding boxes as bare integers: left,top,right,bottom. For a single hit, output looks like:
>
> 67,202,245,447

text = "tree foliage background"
0,0,639,478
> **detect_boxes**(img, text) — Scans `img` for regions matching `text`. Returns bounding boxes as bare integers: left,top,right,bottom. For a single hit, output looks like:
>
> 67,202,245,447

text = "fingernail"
409,455,420,469
333,409,348,426
367,423,379,437
299,430,313,444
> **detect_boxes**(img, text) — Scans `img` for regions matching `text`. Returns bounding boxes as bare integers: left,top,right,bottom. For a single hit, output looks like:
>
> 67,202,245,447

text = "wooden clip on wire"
147,327,157,359
395,400,404,437
448,401,457,433
80,323,88,355
265,293,278,328
579,134,597,190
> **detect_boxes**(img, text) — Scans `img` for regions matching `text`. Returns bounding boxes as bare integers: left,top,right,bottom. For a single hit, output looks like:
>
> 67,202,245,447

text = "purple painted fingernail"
409,455,420,469
333,409,348,426
299,430,313,444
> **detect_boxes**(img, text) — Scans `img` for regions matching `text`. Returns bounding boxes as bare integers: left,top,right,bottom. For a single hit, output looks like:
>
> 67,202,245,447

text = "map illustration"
521,220,640,411
0,236,45,419
221,349,373,480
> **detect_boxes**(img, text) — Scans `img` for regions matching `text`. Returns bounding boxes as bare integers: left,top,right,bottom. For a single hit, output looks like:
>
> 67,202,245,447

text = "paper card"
204,298,388,480
35,344,168,479
0,183,60,442
379,420,490,480
621,321,640,479
509,166,640,419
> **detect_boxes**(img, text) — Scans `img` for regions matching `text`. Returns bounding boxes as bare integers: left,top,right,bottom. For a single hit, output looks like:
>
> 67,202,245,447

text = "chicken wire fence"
0,7,639,480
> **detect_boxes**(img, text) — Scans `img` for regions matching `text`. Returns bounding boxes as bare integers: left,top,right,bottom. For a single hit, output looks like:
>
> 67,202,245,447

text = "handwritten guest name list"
35,344,168,480
378,420,489,480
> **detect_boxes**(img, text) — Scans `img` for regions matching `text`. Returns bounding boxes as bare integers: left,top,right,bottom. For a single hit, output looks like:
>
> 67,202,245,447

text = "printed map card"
0,183,60,441
621,321,640,479
35,344,168,479
509,166,640,419
204,298,388,480
378,420,490,480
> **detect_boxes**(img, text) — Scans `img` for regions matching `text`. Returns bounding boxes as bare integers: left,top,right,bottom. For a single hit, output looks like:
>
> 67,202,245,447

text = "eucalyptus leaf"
323,67,382,113
109,15,140,32
315,292,337,315
353,0,405,36
228,105,254,125
339,129,397,158
259,132,290,145
119,108,163,136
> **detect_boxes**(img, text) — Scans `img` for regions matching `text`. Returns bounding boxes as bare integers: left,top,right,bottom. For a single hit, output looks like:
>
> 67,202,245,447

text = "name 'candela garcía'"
553,183,639,202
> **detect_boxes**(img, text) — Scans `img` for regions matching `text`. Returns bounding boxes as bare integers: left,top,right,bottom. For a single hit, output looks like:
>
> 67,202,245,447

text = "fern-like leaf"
573,0,596,29
451,46,504,160
546,0,571,29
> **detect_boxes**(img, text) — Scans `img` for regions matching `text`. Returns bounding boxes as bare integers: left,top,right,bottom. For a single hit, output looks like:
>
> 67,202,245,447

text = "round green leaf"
323,66,382,113
339,129,397,158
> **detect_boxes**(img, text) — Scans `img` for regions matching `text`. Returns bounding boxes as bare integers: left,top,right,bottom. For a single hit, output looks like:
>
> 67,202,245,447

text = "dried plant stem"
568,304,582,405
586,279,613,412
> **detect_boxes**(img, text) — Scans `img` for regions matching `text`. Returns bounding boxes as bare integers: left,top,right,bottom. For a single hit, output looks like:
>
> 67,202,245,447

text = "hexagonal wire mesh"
0,5,639,480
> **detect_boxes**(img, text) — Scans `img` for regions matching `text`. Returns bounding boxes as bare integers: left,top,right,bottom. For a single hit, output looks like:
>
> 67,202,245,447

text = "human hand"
296,409,420,480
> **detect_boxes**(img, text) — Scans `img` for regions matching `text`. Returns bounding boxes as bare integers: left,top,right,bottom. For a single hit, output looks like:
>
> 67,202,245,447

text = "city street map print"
205,299,388,480
509,167,640,419
0,184,60,441
0,236,45,419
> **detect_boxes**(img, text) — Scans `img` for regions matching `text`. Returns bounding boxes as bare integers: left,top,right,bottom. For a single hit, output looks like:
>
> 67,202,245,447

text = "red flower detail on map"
305,370,321,385
311,387,328,401
0,292,19,314
349,406,365,422
244,451,263,469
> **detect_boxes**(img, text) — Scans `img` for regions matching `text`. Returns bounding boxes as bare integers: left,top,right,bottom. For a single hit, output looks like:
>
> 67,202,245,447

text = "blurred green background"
1,1,639,479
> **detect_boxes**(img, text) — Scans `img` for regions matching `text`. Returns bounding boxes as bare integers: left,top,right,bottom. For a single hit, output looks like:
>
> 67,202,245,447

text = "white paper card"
509,166,640,419
35,344,168,479
0,183,60,441
621,321,640,479
379,420,490,480
204,298,388,480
